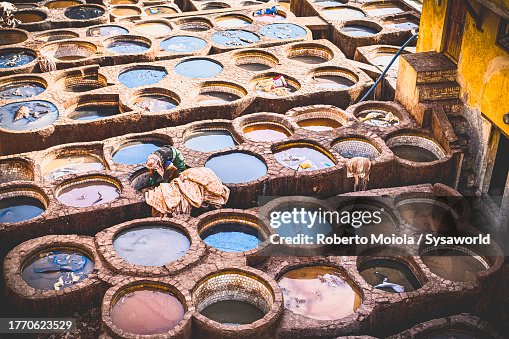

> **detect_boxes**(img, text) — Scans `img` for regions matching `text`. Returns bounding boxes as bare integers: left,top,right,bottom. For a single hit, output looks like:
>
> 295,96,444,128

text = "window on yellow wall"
496,18,509,52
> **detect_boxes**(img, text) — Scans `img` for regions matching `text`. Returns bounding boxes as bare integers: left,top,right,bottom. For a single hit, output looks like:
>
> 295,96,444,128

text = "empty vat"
278,266,361,320
205,152,267,183
288,44,333,64
160,36,207,53
0,100,59,131
42,154,105,180
118,67,167,88
114,225,190,266
274,144,335,171
184,130,236,152
112,140,166,165
259,23,307,39
174,58,223,78
21,249,93,290
358,258,422,293
56,177,120,207
211,30,260,47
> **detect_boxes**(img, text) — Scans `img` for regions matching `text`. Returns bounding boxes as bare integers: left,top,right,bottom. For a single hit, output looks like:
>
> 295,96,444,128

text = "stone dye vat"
289,106,348,132
36,30,80,42
40,41,98,61
332,138,381,160
110,6,142,17
184,129,237,152
363,2,405,16
0,29,28,46
45,0,82,9
242,122,292,142
313,0,347,7
278,265,361,320
0,196,45,223
356,108,401,127
13,10,47,23
309,68,357,89
215,14,252,28
144,6,179,16
176,18,213,32
87,25,129,37
132,93,178,112
0,159,34,183
196,82,246,105
211,30,260,47
252,74,300,96
21,249,94,290
64,5,105,20
341,24,380,37
0,48,36,69
0,76,46,100
297,118,342,131
118,67,167,88
193,270,278,327
420,246,490,283
384,17,419,31
58,73,108,93
112,139,166,165
0,100,59,131
287,43,333,64
56,176,120,208
387,135,445,163
109,284,185,335
133,21,172,37
42,154,105,180
68,104,124,121
253,11,286,23
174,58,223,78
274,143,335,171
396,197,458,233
321,7,366,21
358,258,422,293
259,23,307,40
205,152,267,183
160,36,207,53
234,50,279,71
338,200,397,237
113,225,190,266
105,37,151,54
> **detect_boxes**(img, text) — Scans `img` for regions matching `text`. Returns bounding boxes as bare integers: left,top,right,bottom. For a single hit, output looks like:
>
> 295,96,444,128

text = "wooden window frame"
496,17,509,52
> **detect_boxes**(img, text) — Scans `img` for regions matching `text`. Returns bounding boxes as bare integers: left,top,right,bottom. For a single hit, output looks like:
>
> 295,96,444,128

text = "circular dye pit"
297,118,342,131
36,30,80,42
234,50,278,71
386,20,419,31
41,42,97,61
314,0,347,6
109,0,137,4
364,3,404,16
184,130,236,152
64,5,105,20
106,39,150,54
397,199,457,232
87,25,129,37
114,225,190,266
288,47,332,64
357,108,400,127
59,74,107,92
45,0,81,9
201,301,265,325
118,67,167,88
421,246,489,283
174,58,223,78
339,201,397,237
371,50,404,71
177,20,212,32
259,23,307,40
111,6,142,17
341,24,380,37
278,266,361,320
22,250,93,290
391,145,438,162
0,196,45,223
144,6,178,15
211,30,259,47
333,139,380,160
43,154,105,180
14,10,47,23
112,140,166,165
0,29,28,46
160,36,207,53
205,152,267,184
253,75,300,96
135,22,172,37
197,91,240,104
0,78,45,100
0,49,36,69
253,12,286,23
0,100,59,131
310,73,355,89
358,258,422,293
111,288,185,335
270,202,333,239
322,7,366,21
215,15,251,28
387,135,445,163
133,94,178,112
274,145,334,171
201,222,263,252
68,104,122,121
57,179,120,207
0,160,34,183
243,122,291,142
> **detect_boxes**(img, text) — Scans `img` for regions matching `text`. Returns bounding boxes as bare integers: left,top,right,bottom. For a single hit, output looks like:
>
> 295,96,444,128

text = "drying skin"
346,157,371,191
0,2,20,28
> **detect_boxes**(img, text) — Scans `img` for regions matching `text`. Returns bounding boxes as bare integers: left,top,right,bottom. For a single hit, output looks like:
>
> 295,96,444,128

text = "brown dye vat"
243,122,292,142
108,0,137,4
111,6,142,16
297,118,342,131
278,266,361,320
0,29,29,46
234,50,279,72
36,30,80,42
420,246,490,283
45,0,81,9
397,200,456,232
14,11,47,23
110,289,185,335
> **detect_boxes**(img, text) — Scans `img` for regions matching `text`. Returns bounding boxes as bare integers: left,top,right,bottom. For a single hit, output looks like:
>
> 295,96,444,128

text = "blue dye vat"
87,25,128,37
160,36,207,53
0,100,59,131
0,82,45,100
174,58,223,78
205,152,267,184
211,30,260,47
202,223,261,252
107,40,150,54
0,197,45,223
65,6,104,20
112,140,166,165
0,50,36,68
184,130,236,152
258,23,307,40
69,106,121,121
118,68,167,88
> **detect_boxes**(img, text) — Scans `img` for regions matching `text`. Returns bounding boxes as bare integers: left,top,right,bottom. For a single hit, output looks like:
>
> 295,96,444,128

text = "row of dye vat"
314,0,417,22
3,222,497,336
